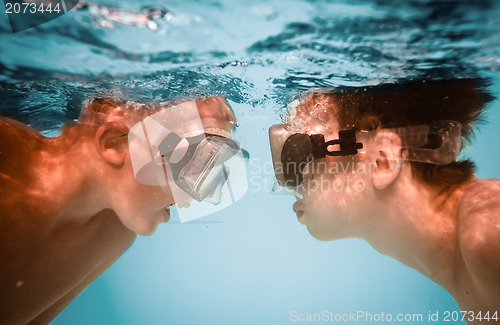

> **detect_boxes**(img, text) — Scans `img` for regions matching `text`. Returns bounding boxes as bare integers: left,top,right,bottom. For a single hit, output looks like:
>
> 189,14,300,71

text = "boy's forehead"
195,97,236,131
80,96,236,134
79,98,148,125
285,92,339,138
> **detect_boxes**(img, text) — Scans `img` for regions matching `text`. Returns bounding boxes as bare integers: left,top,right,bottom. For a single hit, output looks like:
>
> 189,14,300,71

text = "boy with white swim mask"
0,96,247,324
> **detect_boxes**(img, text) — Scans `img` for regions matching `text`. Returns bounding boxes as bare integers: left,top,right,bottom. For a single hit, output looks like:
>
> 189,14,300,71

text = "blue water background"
1,0,500,324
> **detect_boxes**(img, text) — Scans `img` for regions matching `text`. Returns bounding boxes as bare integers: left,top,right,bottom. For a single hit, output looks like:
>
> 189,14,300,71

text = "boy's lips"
163,207,171,222
293,202,305,222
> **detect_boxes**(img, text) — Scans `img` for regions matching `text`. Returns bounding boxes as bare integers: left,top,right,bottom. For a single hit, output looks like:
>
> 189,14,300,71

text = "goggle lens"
281,133,314,187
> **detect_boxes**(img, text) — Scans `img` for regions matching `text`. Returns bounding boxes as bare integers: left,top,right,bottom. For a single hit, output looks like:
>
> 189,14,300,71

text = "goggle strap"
141,120,158,162
141,120,168,185
324,129,363,157
310,134,327,159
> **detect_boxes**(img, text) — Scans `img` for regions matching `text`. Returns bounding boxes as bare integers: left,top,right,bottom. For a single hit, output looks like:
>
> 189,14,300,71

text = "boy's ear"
95,122,130,166
371,130,402,190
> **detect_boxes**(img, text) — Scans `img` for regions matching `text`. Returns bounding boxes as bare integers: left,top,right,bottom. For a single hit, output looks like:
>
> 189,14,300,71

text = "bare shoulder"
459,179,500,231
458,179,500,304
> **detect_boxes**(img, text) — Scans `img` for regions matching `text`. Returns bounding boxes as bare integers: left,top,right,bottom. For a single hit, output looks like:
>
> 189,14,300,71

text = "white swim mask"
128,101,248,222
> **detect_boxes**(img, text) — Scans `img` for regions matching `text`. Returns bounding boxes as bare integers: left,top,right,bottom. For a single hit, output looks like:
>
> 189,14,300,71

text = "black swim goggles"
269,120,462,191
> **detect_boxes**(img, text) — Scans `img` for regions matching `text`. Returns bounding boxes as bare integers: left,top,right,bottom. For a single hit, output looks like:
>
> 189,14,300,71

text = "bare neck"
359,164,464,288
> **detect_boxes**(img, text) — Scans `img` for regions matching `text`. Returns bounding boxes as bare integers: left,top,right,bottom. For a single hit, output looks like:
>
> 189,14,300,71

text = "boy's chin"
307,226,333,241
126,217,161,236
136,224,159,236
307,225,347,242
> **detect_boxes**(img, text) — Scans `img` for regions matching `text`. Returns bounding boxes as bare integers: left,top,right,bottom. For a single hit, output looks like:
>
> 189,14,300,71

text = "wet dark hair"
301,79,494,192
78,97,152,126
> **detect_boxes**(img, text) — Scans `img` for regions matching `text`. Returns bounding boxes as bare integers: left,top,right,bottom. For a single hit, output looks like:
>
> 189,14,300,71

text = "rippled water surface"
2,0,500,324
1,0,500,131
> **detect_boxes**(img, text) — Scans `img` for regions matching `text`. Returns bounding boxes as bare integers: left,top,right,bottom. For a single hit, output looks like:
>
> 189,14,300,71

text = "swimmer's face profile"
85,96,236,235
272,80,500,311
0,95,242,323
284,94,379,241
